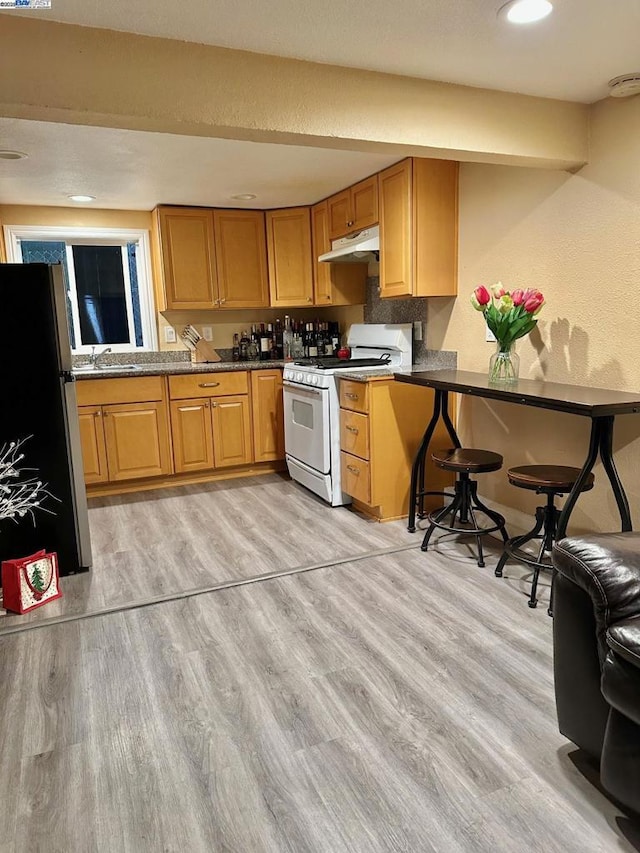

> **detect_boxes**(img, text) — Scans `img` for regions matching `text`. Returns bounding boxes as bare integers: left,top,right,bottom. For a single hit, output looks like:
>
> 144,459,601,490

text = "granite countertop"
73,360,286,380
337,350,457,382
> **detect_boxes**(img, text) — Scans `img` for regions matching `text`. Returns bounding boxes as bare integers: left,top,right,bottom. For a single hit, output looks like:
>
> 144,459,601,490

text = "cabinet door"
158,207,217,309
213,210,269,308
78,405,108,484
327,190,351,240
103,401,172,481
413,158,459,297
351,175,378,232
379,160,413,298
266,208,314,307
170,398,214,473
311,201,333,305
211,395,253,468
251,370,284,462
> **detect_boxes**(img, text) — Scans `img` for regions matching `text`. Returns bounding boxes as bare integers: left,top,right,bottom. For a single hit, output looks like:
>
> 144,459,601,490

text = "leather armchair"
553,533,640,814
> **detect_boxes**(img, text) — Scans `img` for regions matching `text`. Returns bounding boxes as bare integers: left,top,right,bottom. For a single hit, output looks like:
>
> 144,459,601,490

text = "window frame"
3,224,158,354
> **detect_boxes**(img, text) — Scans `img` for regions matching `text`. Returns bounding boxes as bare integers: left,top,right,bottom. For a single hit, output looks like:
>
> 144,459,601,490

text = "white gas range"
283,323,412,506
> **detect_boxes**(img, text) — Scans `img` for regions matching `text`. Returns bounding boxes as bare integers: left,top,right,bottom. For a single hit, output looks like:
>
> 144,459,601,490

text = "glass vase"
488,343,520,384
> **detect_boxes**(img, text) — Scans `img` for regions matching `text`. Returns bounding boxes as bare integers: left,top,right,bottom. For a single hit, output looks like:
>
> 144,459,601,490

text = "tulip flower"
472,285,491,307
497,294,513,314
523,290,544,313
511,289,524,306
490,282,506,299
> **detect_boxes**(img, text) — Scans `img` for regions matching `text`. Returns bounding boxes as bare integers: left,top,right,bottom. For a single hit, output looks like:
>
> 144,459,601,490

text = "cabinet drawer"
341,452,371,504
339,380,369,414
340,410,370,460
76,376,165,406
169,371,248,400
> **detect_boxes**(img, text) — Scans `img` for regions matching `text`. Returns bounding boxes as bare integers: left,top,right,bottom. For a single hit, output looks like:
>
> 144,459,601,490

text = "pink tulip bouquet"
471,283,544,349
471,283,545,381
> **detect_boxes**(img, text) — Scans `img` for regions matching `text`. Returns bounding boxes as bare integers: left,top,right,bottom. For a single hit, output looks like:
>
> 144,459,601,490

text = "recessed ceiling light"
498,0,553,24
230,193,257,201
0,150,28,160
68,194,96,203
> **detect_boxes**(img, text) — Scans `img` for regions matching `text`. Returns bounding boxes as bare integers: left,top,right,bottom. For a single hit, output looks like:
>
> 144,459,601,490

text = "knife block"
182,337,222,363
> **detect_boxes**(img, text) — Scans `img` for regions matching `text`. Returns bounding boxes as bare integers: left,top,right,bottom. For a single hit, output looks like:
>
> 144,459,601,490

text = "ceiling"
0,119,400,210
2,1,638,211
6,0,640,103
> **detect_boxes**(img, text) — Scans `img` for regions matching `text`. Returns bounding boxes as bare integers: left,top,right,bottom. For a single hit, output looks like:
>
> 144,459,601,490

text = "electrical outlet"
164,326,176,344
413,320,423,341
485,325,497,343
202,326,213,342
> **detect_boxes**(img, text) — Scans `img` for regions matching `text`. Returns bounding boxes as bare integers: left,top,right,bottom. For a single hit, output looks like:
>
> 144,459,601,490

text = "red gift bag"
1,550,62,614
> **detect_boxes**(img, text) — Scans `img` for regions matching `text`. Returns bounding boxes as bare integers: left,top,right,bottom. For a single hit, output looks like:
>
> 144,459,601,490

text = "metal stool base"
421,473,508,568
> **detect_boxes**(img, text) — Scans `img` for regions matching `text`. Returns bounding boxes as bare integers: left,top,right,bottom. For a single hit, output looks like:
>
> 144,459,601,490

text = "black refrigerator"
0,263,92,575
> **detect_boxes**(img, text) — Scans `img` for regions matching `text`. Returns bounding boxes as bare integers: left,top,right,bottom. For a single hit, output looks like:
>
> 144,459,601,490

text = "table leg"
556,419,603,541
408,389,444,532
598,416,632,532
441,391,461,449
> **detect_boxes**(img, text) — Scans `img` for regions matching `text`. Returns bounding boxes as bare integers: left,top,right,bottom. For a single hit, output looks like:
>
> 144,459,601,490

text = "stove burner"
294,355,392,370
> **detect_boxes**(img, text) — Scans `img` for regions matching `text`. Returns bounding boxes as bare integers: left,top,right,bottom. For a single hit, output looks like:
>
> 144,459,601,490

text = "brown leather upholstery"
507,464,595,493
431,448,503,474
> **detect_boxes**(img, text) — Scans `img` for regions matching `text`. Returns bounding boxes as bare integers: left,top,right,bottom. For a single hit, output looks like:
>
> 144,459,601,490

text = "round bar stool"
421,448,509,568
495,465,595,609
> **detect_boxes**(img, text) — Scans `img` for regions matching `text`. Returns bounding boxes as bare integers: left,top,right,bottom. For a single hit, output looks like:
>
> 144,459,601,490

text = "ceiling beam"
0,16,589,171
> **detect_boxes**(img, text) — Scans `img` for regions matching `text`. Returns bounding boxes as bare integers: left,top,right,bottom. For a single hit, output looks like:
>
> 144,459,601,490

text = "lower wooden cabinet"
170,398,215,473
77,377,172,485
78,405,108,484
211,396,253,468
338,376,452,521
251,370,284,462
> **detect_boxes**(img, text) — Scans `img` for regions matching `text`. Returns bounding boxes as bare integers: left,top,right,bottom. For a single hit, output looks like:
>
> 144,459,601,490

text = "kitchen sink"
74,364,141,373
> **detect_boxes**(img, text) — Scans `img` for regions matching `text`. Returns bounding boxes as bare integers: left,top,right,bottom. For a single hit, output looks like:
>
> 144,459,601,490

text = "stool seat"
507,465,595,494
432,448,503,474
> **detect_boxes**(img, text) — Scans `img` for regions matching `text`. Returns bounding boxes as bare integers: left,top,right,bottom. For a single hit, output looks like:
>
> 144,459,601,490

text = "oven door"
283,381,331,474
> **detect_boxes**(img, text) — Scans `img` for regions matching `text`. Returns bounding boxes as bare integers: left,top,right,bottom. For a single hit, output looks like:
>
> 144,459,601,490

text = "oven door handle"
283,381,325,399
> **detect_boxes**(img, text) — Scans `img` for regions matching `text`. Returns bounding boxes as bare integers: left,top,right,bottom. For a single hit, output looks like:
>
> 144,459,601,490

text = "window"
4,226,157,353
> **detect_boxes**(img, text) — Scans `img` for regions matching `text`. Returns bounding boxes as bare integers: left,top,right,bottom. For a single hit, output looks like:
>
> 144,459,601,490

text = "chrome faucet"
89,346,112,368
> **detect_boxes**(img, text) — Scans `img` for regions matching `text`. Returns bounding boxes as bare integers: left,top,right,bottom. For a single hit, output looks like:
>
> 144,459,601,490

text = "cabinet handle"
345,392,359,400
94,410,102,418
214,298,220,305
199,382,220,388
204,401,210,408
211,401,218,408
345,425,359,434
219,298,226,304
306,297,312,302
347,465,360,475
347,220,354,227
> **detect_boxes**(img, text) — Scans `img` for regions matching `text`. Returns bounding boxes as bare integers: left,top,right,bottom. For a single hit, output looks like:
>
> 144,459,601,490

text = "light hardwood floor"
0,477,636,851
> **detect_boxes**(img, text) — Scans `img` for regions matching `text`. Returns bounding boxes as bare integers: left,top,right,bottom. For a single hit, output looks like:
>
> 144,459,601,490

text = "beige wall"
425,96,640,535
0,16,588,171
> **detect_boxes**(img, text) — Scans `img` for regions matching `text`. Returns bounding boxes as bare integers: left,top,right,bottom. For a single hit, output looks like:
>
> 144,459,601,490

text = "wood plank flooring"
0,477,636,851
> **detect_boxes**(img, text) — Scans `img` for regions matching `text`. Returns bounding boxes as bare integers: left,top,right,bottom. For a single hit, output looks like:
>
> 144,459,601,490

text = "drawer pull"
345,392,359,400
347,465,360,475
345,425,359,434
199,382,220,388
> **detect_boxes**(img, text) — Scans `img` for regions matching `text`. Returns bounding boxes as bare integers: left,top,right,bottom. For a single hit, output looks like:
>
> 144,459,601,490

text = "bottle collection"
232,317,341,363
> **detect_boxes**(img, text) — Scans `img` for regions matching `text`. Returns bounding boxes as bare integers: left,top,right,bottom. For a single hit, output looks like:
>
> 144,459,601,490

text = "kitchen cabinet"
153,206,269,310
213,209,269,309
78,405,108,484
378,158,458,298
168,371,253,472
339,376,452,521
327,175,378,240
154,206,218,310
311,201,367,306
76,376,172,483
251,369,284,462
265,208,314,306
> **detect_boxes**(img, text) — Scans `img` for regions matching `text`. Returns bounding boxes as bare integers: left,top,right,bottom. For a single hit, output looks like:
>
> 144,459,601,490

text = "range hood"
318,225,379,264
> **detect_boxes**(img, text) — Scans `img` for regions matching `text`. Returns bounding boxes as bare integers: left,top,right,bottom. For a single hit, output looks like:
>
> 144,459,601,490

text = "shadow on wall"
533,317,626,390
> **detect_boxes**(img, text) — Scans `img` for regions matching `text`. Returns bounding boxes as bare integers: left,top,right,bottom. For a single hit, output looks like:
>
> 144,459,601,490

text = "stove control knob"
311,375,319,385
305,375,312,384
283,370,291,380
296,372,303,382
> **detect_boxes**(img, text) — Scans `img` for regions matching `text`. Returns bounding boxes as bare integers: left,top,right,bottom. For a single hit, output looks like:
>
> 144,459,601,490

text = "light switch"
413,320,423,341
202,326,213,342
485,325,496,343
164,326,176,343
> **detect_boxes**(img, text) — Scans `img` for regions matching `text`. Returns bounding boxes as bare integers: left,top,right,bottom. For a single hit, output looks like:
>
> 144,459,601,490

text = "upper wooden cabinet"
153,206,269,310
311,201,367,306
379,158,458,299
154,207,218,310
327,175,378,240
213,210,269,309
266,208,314,307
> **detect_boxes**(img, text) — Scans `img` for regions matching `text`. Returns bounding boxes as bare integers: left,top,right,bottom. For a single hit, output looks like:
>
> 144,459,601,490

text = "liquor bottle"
275,318,284,359
270,331,279,360
283,315,293,362
239,330,249,361
232,333,240,362
259,322,270,361
308,324,319,358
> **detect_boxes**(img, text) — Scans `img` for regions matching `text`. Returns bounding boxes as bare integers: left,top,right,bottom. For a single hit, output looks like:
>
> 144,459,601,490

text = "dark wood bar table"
395,369,640,539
